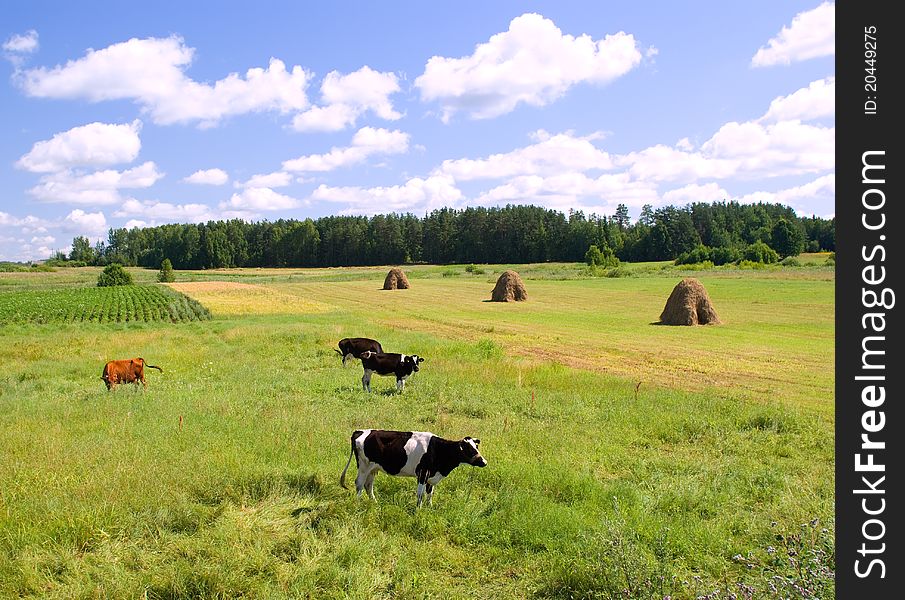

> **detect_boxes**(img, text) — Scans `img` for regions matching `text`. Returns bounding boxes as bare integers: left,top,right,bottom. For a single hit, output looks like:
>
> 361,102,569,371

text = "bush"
586,244,620,269
675,245,711,265
97,263,133,287
807,240,821,253
710,246,741,266
743,241,779,264
465,264,486,275
158,258,176,283
780,256,801,267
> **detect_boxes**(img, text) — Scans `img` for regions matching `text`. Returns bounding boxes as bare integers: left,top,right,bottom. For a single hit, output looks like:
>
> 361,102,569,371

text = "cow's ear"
418,357,424,363
474,439,481,445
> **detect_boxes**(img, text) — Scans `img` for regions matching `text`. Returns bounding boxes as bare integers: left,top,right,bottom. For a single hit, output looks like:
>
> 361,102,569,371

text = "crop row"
0,285,212,324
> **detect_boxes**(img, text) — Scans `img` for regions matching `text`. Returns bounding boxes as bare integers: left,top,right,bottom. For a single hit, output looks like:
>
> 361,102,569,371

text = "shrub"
710,246,741,266
158,258,176,283
97,263,133,287
465,264,486,275
807,240,821,253
780,256,801,267
586,244,620,269
675,245,711,265
743,241,779,264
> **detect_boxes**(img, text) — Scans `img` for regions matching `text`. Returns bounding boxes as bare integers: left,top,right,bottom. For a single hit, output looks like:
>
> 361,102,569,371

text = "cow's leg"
141,376,148,389
416,471,430,508
426,484,434,507
365,469,378,501
362,369,372,393
396,378,404,392
355,467,369,497
343,353,353,367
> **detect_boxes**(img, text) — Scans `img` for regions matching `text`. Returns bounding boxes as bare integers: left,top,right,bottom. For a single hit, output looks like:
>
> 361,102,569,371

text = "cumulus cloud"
737,173,835,208
311,174,462,214
751,2,835,67
438,130,613,180
415,13,642,121
4,30,39,53
17,36,311,127
292,66,402,132
16,120,142,172
618,119,833,183
28,161,164,204
473,172,658,212
761,77,834,122
61,209,107,236
661,182,730,205
113,198,217,222
235,171,293,189
183,168,229,185
282,127,409,172
221,187,305,211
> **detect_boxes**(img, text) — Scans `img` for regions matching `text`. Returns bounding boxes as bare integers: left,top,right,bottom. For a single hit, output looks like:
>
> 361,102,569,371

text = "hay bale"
490,270,528,302
383,267,410,290
659,278,721,325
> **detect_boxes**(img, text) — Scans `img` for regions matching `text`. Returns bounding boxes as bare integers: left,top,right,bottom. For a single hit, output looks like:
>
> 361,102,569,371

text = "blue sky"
1,1,834,261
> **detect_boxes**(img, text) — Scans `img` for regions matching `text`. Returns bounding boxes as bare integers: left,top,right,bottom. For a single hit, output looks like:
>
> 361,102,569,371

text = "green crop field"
0,261,835,599
0,284,211,324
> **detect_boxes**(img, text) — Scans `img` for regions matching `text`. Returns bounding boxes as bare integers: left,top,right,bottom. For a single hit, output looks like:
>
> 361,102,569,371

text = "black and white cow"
339,429,487,507
335,337,383,366
358,351,423,392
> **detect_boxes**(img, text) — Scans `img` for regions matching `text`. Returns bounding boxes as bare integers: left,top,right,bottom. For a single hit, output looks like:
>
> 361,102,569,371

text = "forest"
60,201,835,269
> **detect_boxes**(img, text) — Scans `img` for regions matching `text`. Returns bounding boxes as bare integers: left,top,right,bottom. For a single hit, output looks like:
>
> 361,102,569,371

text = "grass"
0,263,834,598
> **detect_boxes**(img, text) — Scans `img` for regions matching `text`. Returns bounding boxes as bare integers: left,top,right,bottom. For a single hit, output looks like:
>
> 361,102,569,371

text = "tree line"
61,201,835,269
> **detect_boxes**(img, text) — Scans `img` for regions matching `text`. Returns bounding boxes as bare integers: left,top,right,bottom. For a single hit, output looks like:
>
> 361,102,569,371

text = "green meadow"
0,260,835,599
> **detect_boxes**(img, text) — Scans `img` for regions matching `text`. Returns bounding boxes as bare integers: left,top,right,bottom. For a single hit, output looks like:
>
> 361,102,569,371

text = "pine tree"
158,258,176,283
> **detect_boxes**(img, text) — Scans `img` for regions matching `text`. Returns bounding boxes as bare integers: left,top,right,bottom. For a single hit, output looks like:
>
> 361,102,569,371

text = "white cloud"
61,209,107,236
292,66,402,132
311,174,462,214
221,187,305,211
619,119,833,183
752,2,835,67
183,168,229,185
18,36,311,127
737,173,835,207
114,198,216,222
236,171,293,189
16,120,142,172
661,182,730,205
473,172,658,212
439,130,613,180
282,127,409,172
761,77,834,122
4,30,39,53
28,161,164,204
415,13,642,121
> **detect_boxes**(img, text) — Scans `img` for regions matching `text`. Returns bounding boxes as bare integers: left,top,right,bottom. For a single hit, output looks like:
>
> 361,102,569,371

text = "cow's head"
460,436,487,467
406,355,424,372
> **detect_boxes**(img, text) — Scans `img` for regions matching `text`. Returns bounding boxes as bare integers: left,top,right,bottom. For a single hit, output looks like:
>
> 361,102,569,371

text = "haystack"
490,270,528,302
659,278,721,325
383,267,410,290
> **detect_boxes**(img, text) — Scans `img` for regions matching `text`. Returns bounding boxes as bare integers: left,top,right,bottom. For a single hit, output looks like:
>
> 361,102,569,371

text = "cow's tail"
334,348,343,356
340,431,361,489
146,364,163,373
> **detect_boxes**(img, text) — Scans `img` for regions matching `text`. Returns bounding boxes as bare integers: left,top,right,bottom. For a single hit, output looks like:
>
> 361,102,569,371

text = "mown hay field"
0,261,835,599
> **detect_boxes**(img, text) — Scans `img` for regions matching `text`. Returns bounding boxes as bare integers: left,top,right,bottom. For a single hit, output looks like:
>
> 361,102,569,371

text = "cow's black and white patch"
358,351,424,392
335,337,383,366
340,429,487,507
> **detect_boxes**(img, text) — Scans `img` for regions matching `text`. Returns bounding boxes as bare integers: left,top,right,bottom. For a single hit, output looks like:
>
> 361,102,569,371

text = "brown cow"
101,358,163,390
